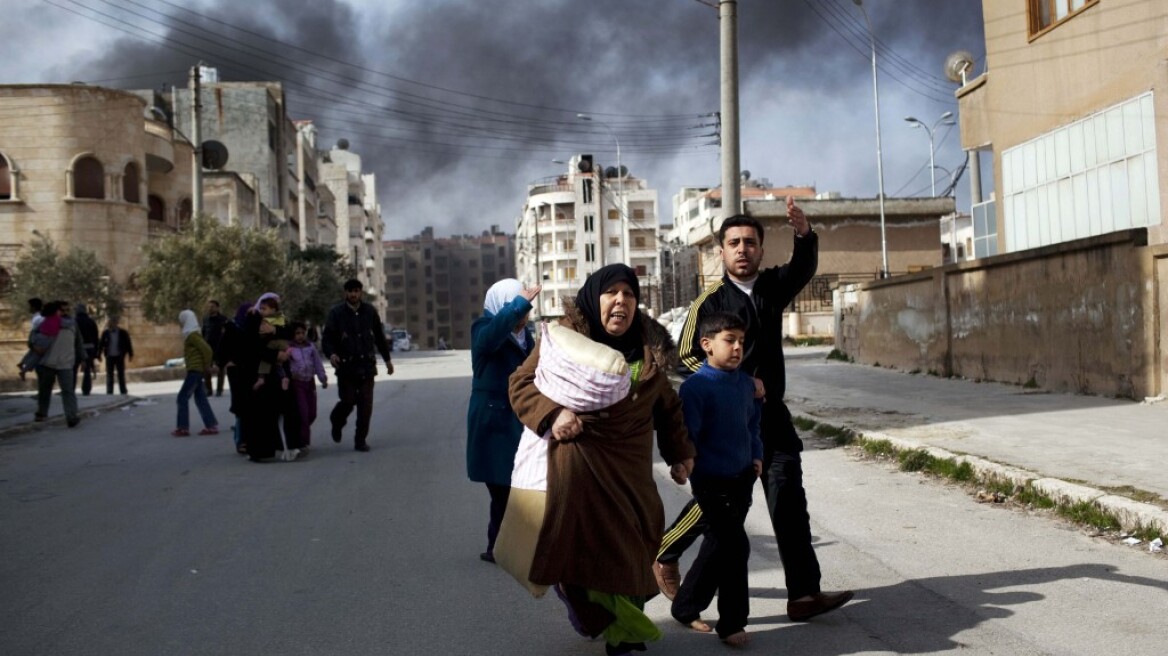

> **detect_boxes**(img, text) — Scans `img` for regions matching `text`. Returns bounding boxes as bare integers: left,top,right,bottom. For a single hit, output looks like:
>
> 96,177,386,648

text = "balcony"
143,118,176,173
536,219,576,233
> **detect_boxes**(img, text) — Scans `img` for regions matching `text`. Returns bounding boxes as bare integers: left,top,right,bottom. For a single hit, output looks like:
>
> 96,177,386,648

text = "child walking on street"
173,309,219,437
287,322,327,450
670,312,762,647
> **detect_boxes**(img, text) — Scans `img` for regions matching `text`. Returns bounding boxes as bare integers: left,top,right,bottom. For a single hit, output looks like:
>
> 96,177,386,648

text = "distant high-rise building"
383,226,515,350
516,155,663,318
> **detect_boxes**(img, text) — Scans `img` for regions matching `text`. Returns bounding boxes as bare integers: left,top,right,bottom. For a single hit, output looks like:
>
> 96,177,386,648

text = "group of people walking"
173,278,393,462
18,298,135,426
466,198,852,655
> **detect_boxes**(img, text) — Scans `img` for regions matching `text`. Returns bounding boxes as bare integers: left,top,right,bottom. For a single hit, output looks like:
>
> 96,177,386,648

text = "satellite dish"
336,138,350,150
201,140,229,170
604,166,618,179
741,169,751,181
945,50,976,86
618,165,627,178
577,157,592,173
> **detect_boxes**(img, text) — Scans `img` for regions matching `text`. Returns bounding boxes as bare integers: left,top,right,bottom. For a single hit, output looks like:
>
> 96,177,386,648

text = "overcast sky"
2,0,986,239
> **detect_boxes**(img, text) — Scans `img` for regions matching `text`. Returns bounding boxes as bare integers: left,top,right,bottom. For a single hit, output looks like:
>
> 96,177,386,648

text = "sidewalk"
784,346,1168,538
0,390,139,436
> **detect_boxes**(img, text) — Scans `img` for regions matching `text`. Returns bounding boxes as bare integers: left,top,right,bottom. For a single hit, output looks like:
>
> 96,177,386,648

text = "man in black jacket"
73,303,100,396
97,315,133,395
321,279,393,452
202,300,228,397
655,198,853,622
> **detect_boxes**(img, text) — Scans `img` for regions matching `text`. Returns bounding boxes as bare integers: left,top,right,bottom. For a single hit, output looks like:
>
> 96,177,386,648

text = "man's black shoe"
66,417,81,428
331,424,342,443
354,443,370,452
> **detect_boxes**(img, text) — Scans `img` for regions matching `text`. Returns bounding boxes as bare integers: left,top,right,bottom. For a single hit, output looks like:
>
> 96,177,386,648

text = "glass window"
1028,0,1096,36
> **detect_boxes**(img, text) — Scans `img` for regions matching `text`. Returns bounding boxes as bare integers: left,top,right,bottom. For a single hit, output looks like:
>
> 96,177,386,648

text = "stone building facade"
0,84,195,368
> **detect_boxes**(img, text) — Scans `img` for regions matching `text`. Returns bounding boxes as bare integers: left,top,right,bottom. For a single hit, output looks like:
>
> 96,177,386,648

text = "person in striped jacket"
654,197,854,623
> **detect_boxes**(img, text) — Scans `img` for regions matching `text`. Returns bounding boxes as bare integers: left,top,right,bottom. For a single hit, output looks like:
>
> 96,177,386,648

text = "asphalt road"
1,350,1165,655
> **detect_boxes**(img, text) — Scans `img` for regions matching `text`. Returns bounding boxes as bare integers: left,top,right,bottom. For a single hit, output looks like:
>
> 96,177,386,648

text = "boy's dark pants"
658,407,823,601
671,469,755,638
329,375,374,445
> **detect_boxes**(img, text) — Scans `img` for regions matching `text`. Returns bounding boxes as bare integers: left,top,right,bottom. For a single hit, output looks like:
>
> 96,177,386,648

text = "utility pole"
719,0,741,220
189,64,203,219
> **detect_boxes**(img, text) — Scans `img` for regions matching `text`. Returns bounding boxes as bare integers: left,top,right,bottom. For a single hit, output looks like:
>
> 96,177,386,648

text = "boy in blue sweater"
671,312,762,647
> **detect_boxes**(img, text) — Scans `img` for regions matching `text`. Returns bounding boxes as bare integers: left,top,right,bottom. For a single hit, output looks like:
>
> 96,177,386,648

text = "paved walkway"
784,346,1168,537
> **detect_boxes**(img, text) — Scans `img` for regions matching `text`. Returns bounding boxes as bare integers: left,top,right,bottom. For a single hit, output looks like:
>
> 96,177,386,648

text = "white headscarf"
483,278,528,347
179,309,200,338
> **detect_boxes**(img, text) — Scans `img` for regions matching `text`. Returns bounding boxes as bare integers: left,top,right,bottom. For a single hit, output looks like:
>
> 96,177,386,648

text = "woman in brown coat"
508,264,695,656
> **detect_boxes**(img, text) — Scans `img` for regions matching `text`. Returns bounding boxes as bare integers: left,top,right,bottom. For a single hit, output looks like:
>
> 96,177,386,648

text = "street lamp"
852,0,888,279
904,111,955,197
576,114,627,264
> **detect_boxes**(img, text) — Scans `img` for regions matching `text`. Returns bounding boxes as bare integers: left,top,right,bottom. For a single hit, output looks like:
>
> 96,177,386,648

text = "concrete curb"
0,396,140,438
800,419,1168,537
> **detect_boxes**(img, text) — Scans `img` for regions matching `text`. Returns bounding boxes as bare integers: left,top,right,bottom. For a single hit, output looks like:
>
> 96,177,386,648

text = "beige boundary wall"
835,229,1161,399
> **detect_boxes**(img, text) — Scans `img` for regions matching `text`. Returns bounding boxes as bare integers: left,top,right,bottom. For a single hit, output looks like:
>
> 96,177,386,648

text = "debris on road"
975,489,1006,503
1150,538,1164,553
1122,537,1142,546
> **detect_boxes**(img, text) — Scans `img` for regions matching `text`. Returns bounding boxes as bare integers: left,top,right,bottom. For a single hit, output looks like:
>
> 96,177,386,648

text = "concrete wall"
837,229,1156,398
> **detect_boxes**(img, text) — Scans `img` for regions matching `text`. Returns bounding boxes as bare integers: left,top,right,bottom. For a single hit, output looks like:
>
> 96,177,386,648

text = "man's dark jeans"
329,375,375,445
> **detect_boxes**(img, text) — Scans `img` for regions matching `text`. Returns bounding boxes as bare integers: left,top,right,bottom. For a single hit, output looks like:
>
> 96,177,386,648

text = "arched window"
148,195,165,221
178,197,192,226
122,162,140,204
0,152,11,200
74,156,104,199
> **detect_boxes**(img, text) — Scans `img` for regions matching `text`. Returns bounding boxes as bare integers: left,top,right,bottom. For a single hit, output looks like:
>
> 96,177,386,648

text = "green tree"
136,216,289,323
281,245,354,326
8,235,123,324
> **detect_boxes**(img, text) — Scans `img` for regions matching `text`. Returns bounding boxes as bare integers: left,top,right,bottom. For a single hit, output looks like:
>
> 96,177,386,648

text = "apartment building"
319,140,386,318
383,226,515,350
958,0,1166,254
515,154,662,317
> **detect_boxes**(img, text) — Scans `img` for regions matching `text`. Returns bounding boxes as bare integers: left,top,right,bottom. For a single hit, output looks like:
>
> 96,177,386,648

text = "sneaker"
67,416,81,428
331,423,342,443
354,443,370,452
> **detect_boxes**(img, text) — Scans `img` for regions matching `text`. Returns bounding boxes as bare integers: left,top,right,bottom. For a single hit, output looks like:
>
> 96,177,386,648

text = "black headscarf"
575,263,644,363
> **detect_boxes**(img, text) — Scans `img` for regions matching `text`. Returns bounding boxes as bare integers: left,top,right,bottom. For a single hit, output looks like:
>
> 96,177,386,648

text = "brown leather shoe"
787,590,854,622
653,561,680,600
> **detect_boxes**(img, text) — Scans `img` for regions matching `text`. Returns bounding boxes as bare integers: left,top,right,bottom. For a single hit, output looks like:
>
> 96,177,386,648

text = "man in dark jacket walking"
654,198,854,622
202,300,228,396
321,279,393,452
98,315,133,395
73,303,100,396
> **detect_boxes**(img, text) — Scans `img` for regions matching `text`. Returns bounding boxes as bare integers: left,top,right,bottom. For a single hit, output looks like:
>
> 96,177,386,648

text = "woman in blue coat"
467,278,540,563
